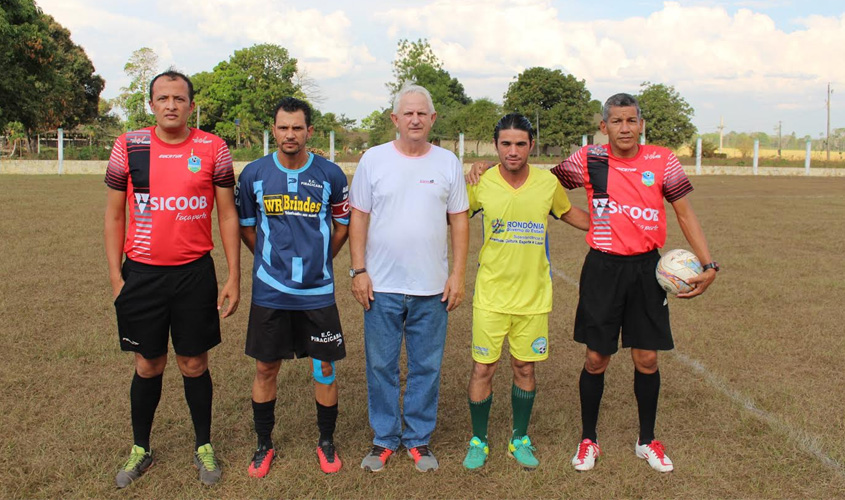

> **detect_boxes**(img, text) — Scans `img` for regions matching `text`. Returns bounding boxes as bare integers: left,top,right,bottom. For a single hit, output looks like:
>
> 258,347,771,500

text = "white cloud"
167,0,376,79
374,0,845,102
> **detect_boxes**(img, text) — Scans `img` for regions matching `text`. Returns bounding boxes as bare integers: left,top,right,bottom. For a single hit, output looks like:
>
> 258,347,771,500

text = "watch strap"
702,262,720,272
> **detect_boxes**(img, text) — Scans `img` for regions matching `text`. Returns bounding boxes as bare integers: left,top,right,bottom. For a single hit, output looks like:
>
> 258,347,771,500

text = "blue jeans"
364,292,448,450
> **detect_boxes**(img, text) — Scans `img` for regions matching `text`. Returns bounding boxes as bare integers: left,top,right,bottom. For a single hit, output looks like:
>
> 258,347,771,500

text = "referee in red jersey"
104,70,240,487
552,93,717,473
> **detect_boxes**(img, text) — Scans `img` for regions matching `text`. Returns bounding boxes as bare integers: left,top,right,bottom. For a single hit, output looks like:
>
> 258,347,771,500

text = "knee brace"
312,359,336,385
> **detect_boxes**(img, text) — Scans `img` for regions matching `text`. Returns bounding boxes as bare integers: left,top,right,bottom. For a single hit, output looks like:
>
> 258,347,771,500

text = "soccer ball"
655,249,702,295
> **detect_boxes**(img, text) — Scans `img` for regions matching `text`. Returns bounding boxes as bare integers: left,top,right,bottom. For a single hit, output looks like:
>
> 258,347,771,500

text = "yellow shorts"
471,307,549,363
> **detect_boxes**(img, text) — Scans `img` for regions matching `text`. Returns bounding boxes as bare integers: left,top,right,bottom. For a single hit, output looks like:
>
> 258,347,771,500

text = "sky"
35,0,845,139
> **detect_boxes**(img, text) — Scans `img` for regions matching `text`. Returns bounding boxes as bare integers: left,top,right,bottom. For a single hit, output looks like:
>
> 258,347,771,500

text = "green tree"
388,38,442,96
312,111,357,150
0,0,104,147
361,108,394,147
116,47,158,131
451,98,502,152
503,67,594,150
386,39,472,140
193,44,299,146
636,82,696,149
78,98,123,145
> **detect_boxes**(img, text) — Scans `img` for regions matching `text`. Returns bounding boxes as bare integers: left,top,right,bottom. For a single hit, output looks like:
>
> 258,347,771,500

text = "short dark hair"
274,97,312,127
493,113,534,143
149,70,194,102
602,93,641,121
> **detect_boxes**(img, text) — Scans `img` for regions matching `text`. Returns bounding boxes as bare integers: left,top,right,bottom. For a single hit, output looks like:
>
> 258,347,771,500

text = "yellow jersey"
468,165,572,314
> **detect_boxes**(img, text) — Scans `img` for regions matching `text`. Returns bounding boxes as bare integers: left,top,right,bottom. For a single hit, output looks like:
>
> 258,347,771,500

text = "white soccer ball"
655,249,702,295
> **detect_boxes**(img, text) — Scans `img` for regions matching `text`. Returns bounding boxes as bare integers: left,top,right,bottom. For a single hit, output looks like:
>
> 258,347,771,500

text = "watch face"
349,269,355,277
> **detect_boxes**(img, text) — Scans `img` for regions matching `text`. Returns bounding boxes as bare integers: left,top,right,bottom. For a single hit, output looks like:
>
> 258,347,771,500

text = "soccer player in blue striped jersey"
236,97,350,476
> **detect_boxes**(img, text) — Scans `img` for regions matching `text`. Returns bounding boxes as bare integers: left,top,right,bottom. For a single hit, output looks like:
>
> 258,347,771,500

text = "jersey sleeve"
549,182,573,219
662,152,694,202
235,167,257,227
329,166,350,225
213,141,235,188
551,148,586,189
467,181,481,217
104,136,128,191
447,156,470,214
348,154,372,213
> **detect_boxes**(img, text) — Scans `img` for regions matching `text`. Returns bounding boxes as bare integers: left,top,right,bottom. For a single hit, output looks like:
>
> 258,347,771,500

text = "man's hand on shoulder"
465,161,495,186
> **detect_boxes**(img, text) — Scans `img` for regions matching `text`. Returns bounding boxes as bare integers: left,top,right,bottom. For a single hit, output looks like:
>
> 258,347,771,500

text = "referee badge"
642,171,655,187
187,149,202,173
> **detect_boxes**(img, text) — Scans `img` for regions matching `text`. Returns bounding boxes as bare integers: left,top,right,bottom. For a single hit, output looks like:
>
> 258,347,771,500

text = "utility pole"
535,109,540,158
717,116,725,153
778,121,782,158
826,82,832,161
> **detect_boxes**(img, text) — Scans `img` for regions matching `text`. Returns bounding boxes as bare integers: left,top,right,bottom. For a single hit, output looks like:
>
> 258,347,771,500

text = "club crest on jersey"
187,149,201,173
588,145,608,157
491,218,506,234
642,171,655,187
531,337,547,354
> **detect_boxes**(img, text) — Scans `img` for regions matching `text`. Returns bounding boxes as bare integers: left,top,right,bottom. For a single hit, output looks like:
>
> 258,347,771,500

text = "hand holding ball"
656,249,702,295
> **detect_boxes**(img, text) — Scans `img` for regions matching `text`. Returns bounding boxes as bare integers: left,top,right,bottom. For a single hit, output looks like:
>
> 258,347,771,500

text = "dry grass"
1,175,844,499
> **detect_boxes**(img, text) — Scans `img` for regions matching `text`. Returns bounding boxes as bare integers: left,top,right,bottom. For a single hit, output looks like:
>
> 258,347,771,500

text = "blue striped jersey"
236,152,349,310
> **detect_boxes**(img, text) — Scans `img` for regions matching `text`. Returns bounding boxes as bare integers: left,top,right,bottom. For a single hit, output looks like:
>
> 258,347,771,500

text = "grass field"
1,174,844,499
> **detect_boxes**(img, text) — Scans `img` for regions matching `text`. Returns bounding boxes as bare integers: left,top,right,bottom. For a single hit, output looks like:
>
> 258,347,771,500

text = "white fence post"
57,128,64,175
695,137,702,175
805,140,812,175
753,139,759,175
581,134,587,147
263,130,269,156
459,133,465,163
330,130,335,162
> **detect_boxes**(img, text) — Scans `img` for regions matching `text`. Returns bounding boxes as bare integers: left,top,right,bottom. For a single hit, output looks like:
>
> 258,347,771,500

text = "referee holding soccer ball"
552,93,717,472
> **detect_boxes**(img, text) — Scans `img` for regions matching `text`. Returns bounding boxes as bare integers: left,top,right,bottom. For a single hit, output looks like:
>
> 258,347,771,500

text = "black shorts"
573,248,673,355
114,253,221,359
245,303,346,363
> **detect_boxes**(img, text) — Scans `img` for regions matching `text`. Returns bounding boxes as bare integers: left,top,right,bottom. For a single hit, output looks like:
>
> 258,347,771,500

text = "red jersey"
105,127,234,265
552,144,692,256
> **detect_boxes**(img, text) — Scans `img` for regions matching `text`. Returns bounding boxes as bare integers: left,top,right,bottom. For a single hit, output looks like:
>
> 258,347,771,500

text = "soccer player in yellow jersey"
462,113,589,470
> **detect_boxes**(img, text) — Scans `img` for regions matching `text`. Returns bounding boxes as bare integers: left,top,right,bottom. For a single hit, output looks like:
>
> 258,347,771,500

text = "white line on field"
552,271,845,478
550,265,579,287
670,352,844,478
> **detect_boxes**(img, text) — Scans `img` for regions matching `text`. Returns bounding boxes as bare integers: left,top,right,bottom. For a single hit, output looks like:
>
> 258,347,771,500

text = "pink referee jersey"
551,144,693,256
105,127,234,265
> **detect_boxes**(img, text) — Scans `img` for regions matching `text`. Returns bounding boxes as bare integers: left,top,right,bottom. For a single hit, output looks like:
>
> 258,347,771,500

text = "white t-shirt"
349,141,469,295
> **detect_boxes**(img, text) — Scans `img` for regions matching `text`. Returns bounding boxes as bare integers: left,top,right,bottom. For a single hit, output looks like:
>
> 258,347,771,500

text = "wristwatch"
702,262,720,272
349,267,367,278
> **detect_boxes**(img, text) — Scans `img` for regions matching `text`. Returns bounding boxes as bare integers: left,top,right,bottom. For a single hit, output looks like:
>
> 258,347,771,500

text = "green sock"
511,384,536,440
469,393,493,443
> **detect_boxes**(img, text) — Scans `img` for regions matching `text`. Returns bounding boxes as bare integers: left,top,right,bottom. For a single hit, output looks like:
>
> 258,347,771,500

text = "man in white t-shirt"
349,84,470,473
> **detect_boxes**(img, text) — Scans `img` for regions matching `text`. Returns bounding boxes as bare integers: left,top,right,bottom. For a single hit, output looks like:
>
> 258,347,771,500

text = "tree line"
2,1,699,158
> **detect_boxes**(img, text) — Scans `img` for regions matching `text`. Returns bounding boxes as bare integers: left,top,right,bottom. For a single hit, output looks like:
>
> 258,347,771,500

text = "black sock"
130,371,163,450
316,401,338,443
579,367,605,442
252,399,276,449
183,369,213,449
634,369,660,445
